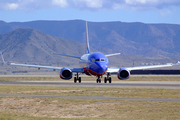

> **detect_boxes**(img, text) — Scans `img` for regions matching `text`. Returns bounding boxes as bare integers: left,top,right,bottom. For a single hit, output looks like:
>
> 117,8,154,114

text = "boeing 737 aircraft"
1,21,180,83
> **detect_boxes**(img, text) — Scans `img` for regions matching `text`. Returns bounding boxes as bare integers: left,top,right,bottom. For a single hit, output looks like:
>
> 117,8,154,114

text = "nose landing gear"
96,75,101,83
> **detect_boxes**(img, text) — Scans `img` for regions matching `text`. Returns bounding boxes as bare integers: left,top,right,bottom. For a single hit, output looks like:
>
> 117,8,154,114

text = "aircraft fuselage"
79,52,108,76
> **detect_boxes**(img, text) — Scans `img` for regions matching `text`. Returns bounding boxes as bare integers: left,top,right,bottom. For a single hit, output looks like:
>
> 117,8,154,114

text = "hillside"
0,28,178,70
0,28,86,67
1,20,180,58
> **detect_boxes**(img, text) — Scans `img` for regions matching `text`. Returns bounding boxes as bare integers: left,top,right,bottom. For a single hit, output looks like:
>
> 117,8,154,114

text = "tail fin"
86,21,90,54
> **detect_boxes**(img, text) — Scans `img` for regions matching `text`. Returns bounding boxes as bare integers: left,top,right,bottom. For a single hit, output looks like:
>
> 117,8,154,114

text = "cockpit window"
101,59,105,61
95,59,100,61
91,58,106,62
95,59,105,62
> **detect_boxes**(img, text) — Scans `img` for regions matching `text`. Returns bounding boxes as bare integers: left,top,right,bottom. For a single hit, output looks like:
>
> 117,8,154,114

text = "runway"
0,81,180,89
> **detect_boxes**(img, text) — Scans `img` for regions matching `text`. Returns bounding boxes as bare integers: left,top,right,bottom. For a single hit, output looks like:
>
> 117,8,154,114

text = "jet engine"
59,68,72,80
117,68,130,80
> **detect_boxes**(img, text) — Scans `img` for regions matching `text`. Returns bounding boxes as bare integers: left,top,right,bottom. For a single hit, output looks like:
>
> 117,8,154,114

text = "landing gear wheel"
79,77,81,83
74,77,77,83
109,77,112,83
74,73,81,83
104,77,107,83
96,75,102,83
105,73,112,83
96,79,101,83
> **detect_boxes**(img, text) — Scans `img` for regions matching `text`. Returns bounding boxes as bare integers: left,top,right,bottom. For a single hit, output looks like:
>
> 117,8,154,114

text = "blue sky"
0,0,180,24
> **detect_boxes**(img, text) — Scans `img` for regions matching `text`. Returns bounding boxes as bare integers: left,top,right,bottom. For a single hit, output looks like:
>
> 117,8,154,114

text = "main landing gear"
96,73,112,83
104,73,112,83
74,73,81,83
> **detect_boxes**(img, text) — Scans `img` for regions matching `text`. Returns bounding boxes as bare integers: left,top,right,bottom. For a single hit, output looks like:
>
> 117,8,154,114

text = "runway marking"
0,94,180,102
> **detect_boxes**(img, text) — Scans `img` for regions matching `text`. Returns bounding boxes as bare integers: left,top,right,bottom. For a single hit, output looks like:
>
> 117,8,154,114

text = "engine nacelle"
60,68,72,80
117,68,130,80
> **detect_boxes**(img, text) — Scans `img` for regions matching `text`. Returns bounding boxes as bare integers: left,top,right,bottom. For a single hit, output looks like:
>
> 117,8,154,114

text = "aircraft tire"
97,79,101,83
74,77,77,83
104,77,107,83
109,77,112,83
79,77,81,83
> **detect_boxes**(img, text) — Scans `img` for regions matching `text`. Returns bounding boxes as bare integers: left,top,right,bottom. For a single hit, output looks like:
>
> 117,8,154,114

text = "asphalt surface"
0,81,180,89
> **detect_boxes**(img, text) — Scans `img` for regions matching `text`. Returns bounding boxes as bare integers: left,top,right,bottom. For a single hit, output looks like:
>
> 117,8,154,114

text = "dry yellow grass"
0,76,180,119
0,97,180,120
0,86,180,99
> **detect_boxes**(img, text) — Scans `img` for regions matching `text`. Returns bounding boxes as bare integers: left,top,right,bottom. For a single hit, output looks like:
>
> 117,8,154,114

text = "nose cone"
88,61,108,76
95,62,108,75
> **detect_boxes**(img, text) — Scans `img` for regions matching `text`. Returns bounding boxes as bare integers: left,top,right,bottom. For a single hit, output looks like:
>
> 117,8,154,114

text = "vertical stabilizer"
86,21,90,54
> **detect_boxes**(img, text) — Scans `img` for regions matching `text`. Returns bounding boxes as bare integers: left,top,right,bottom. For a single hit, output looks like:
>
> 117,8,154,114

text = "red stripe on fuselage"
88,68,107,76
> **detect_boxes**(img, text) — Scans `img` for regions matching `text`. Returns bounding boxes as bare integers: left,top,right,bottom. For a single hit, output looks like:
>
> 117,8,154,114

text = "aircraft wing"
4,62,83,72
107,61,180,73
1,52,84,73
7,62,63,70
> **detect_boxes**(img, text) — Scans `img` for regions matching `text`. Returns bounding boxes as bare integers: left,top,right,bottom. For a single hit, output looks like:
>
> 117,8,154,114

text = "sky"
0,0,180,24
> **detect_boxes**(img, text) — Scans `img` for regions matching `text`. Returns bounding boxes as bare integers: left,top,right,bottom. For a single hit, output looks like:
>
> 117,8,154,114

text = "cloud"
52,0,68,7
0,0,180,11
6,3,19,10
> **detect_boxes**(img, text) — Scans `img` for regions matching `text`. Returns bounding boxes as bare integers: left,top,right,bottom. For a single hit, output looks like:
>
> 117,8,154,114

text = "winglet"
86,21,90,54
1,52,7,64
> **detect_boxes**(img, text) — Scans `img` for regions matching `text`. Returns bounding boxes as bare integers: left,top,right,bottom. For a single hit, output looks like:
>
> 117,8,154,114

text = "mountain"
0,28,178,69
0,28,86,67
0,20,180,58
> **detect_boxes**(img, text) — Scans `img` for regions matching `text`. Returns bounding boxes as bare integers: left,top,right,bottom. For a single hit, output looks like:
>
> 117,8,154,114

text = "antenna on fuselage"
86,21,90,54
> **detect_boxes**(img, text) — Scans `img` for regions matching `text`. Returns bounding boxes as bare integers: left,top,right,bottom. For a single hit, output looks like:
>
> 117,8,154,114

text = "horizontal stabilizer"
51,52,81,59
105,53,121,57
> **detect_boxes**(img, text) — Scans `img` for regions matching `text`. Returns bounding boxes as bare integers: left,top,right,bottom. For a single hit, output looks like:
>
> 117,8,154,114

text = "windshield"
91,58,106,62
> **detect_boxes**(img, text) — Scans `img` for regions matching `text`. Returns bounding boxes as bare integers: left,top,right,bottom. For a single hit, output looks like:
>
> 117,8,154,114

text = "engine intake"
60,68,72,80
117,68,130,80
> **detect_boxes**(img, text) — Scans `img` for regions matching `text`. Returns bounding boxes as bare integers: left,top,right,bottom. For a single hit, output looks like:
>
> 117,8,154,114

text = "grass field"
0,76,180,120
0,86,180,99
0,98,180,120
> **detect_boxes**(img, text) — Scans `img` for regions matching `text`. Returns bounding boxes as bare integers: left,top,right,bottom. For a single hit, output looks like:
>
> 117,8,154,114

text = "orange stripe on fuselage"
88,68,107,76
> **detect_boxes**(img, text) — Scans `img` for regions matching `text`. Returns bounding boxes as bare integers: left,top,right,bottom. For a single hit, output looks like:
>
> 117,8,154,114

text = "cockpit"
88,52,108,64
91,58,106,62
90,56,107,63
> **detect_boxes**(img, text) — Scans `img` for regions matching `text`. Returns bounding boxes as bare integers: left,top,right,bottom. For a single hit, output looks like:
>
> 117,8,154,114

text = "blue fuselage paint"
79,52,108,76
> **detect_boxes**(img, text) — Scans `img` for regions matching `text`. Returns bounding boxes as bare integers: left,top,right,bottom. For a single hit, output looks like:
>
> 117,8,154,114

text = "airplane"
1,21,180,83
